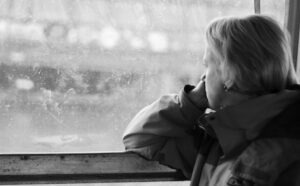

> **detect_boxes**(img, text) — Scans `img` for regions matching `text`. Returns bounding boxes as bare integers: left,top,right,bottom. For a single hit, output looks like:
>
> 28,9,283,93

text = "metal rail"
254,0,260,14
285,0,300,69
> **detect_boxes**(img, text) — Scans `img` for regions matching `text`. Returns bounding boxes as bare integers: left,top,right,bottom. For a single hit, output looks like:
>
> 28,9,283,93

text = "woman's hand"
188,75,209,109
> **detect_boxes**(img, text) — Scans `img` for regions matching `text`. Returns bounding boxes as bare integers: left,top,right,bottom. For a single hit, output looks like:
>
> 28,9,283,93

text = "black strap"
190,133,214,186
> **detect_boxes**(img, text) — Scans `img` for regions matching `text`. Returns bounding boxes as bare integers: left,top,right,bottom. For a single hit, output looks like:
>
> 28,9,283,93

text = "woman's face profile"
203,45,225,109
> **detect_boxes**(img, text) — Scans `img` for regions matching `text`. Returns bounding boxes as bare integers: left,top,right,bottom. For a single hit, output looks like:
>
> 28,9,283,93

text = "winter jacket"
123,85,300,186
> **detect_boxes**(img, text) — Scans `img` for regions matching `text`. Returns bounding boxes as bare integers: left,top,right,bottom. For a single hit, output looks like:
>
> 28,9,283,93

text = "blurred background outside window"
0,0,285,154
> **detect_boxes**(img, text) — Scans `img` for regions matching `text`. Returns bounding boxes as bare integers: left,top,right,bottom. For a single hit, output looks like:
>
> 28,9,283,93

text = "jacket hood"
207,86,300,155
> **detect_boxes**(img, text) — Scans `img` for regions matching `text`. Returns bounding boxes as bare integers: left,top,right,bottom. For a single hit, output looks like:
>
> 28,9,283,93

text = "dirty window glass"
0,0,256,153
260,0,286,25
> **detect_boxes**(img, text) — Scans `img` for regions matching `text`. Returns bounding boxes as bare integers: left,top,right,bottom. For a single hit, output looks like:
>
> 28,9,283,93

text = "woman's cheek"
205,71,216,108
205,69,223,109
206,83,219,109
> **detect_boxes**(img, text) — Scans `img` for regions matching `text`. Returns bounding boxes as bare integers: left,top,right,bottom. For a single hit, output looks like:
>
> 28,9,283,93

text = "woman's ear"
220,63,234,91
223,79,234,90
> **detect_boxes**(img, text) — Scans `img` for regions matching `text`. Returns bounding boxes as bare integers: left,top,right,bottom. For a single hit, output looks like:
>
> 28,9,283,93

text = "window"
0,0,256,153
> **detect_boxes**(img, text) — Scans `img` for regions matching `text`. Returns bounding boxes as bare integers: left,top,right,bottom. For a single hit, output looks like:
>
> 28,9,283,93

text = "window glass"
0,0,255,153
260,0,286,26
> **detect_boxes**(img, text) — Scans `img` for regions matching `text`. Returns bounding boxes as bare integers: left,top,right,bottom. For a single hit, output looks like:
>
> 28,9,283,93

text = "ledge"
0,152,186,184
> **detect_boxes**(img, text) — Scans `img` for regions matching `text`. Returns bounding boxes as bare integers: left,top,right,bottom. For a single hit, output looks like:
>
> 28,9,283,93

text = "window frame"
284,0,300,69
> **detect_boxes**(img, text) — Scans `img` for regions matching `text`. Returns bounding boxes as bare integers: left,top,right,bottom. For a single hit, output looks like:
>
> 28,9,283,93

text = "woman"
123,15,300,186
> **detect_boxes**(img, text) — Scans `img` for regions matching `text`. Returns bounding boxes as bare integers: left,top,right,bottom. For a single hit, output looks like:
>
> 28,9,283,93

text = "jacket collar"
208,88,300,155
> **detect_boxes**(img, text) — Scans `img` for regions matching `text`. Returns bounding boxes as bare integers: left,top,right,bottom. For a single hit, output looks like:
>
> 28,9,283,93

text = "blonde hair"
205,15,298,95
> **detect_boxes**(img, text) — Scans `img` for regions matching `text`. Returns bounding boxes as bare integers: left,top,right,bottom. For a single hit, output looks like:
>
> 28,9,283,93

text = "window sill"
0,152,186,184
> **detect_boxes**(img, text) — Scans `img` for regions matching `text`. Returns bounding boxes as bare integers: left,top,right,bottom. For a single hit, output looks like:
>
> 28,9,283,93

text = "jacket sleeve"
123,85,207,178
